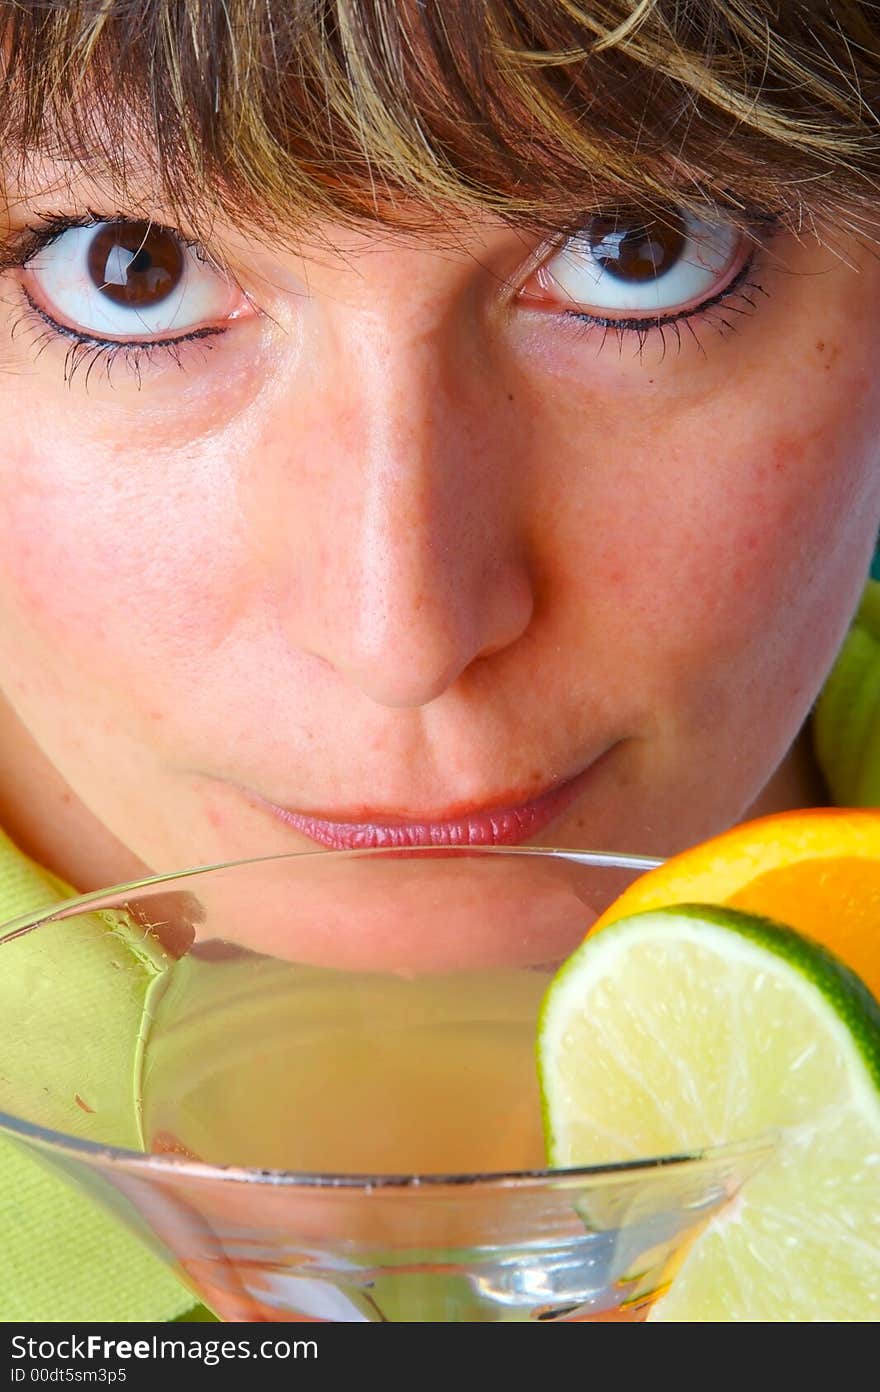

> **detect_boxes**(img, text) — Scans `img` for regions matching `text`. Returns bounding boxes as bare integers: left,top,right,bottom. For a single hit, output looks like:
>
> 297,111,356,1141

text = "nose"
279,320,535,709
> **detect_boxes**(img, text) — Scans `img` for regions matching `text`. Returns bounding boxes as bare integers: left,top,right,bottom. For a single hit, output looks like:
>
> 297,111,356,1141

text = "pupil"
587,211,685,283
88,222,184,309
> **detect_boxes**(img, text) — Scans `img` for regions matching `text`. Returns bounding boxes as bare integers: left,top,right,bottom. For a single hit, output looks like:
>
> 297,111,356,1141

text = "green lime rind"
537,903,880,1320
537,902,880,1166
668,904,880,1083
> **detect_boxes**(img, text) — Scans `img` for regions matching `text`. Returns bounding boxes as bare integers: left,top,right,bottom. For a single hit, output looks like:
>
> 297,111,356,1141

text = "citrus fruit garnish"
591,809,880,1000
537,905,880,1321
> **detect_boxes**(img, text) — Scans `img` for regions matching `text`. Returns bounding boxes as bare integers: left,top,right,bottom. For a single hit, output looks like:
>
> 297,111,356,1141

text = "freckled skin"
0,219,876,909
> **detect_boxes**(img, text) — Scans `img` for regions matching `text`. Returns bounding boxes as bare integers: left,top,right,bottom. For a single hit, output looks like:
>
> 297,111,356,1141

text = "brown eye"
585,210,686,284
87,222,185,308
25,219,248,350
530,208,741,319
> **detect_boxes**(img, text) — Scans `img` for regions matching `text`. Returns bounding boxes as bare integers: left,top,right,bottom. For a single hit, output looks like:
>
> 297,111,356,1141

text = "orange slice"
593,808,880,1000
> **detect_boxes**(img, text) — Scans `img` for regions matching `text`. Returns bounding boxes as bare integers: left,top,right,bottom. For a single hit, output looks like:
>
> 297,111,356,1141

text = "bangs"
3,1,880,239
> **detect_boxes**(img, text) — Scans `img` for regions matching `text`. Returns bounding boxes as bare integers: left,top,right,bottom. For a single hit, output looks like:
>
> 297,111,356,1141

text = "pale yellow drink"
139,949,551,1174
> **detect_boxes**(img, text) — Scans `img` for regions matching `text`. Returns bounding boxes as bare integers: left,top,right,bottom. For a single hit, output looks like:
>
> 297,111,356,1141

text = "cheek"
532,341,880,730
0,435,254,708
672,364,880,649
0,318,281,700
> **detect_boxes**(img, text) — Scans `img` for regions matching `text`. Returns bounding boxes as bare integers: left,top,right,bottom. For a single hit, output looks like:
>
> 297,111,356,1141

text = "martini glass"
0,847,771,1322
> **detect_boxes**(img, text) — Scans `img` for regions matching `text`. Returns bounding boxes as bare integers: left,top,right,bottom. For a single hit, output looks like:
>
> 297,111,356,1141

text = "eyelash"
13,287,224,389
557,253,770,361
3,214,231,387
2,213,774,386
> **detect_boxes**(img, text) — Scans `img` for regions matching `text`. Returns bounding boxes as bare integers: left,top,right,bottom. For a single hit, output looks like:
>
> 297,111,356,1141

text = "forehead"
0,6,785,242
0,2,875,262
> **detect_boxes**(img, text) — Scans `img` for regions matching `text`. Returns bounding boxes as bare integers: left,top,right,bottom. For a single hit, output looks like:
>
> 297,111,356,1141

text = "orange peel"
593,808,880,1000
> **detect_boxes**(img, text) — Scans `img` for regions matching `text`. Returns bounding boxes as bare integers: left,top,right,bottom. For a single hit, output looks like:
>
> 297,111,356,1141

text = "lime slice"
537,905,880,1321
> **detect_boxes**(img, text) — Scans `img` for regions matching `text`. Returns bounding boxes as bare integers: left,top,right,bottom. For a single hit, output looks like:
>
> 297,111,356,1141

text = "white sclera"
544,214,740,316
28,224,235,339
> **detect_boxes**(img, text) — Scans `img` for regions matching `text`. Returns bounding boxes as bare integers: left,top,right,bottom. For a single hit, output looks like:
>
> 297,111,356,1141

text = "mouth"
252,763,598,851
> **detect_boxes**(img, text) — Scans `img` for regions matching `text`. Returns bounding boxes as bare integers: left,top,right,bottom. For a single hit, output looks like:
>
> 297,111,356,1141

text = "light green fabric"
0,828,203,1322
813,579,880,806
0,580,877,1321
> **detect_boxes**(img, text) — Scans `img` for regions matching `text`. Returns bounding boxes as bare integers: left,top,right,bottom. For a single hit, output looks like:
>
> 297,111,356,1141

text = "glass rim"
0,1107,775,1191
0,843,663,939
1,841,689,1191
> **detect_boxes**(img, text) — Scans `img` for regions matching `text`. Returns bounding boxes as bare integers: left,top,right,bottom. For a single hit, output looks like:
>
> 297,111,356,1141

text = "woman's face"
0,173,878,894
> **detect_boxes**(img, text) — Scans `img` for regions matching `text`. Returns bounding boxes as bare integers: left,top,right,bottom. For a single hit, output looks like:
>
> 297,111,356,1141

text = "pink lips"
261,770,590,850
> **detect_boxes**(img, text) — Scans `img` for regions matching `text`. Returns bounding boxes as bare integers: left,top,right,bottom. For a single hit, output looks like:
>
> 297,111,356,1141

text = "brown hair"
3,1,880,240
